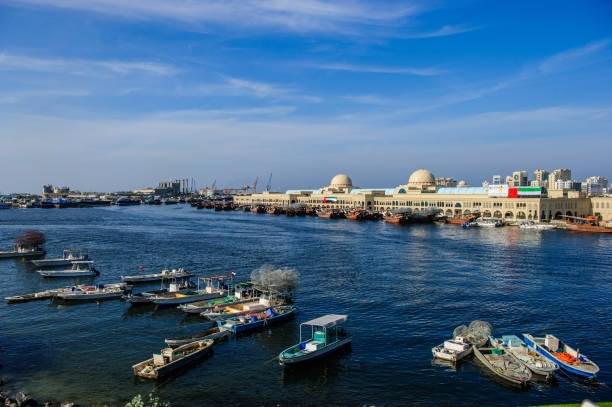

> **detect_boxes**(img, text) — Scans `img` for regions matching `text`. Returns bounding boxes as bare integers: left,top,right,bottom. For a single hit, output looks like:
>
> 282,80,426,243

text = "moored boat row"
432,321,600,388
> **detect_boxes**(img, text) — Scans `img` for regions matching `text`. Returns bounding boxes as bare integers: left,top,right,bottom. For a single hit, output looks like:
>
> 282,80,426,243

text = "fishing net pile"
453,320,493,345
15,230,46,248
250,265,299,299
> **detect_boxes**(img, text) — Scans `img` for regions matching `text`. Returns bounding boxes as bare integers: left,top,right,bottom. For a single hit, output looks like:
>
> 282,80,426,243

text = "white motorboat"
148,275,229,306
0,245,45,259
475,218,504,227
37,261,99,278
31,249,89,267
55,283,129,302
121,267,193,283
518,221,557,231
432,335,473,363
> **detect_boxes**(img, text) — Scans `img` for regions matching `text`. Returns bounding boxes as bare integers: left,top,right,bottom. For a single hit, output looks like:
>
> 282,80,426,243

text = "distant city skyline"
1,0,611,193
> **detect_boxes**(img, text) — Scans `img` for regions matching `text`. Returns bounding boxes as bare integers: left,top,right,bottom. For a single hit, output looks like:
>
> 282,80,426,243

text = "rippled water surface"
1,206,611,406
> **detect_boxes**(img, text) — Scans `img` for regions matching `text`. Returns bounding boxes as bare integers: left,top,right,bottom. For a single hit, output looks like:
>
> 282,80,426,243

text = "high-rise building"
549,169,572,190
582,176,608,196
511,170,529,187
492,175,501,185
505,175,513,185
532,169,549,187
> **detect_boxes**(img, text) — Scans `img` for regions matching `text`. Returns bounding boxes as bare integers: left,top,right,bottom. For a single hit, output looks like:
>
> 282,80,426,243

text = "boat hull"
219,307,296,334
432,345,473,363
150,292,224,306
31,258,79,267
473,347,531,387
56,292,124,301
121,272,193,283
132,340,213,380
165,329,230,347
522,334,598,379
280,337,352,365
37,271,97,278
0,250,45,259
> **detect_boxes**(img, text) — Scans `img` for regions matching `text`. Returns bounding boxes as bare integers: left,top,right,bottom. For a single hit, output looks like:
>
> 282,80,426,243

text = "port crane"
266,173,273,192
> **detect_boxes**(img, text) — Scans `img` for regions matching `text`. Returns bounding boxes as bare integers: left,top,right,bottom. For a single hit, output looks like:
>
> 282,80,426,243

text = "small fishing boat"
518,221,557,231
54,283,129,302
201,299,268,321
37,261,99,278
132,339,214,380
218,305,296,334
432,335,473,363
179,296,253,314
121,268,193,283
31,249,89,268
149,275,228,306
0,244,45,259
279,314,351,365
522,334,599,379
5,289,58,304
490,335,558,378
123,280,195,305
164,326,230,347
473,346,532,387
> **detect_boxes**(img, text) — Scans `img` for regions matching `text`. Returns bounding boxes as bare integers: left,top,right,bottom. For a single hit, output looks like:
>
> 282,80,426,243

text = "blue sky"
1,0,611,193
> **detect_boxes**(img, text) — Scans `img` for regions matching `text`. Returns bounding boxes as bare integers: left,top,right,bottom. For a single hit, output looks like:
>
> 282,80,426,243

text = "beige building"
591,197,612,222
234,169,606,222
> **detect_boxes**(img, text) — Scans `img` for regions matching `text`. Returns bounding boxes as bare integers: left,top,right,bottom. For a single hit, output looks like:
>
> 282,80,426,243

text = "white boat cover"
302,314,347,328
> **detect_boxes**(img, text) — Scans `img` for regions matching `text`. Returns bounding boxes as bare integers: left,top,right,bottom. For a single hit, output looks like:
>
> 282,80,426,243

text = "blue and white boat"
279,314,351,365
217,305,296,334
522,334,599,379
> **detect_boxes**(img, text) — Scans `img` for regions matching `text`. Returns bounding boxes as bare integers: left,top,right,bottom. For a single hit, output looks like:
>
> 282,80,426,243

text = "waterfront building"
591,196,612,221
235,169,601,221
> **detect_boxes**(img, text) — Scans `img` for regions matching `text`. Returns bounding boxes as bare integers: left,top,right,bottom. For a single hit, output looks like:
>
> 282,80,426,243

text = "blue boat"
522,334,599,379
217,305,296,334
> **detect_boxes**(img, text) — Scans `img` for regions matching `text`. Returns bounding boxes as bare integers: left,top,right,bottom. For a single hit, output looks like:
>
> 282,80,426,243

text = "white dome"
330,174,353,188
408,169,435,186
457,180,467,187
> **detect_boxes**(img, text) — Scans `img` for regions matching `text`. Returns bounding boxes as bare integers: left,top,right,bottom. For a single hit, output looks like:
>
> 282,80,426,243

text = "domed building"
323,173,354,193
407,169,436,190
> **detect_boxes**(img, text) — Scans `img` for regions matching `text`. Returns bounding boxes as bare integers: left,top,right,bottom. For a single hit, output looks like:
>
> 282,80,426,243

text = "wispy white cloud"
178,77,322,103
537,39,610,74
0,52,178,76
0,89,90,104
306,62,446,76
8,0,420,35
342,94,390,105
403,24,478,39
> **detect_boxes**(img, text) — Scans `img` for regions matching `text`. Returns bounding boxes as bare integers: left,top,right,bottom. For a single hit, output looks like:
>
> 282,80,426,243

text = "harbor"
0,206,610,406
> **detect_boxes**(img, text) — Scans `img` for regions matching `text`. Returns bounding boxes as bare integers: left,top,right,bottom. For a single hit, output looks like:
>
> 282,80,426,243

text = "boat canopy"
302,314,347,328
